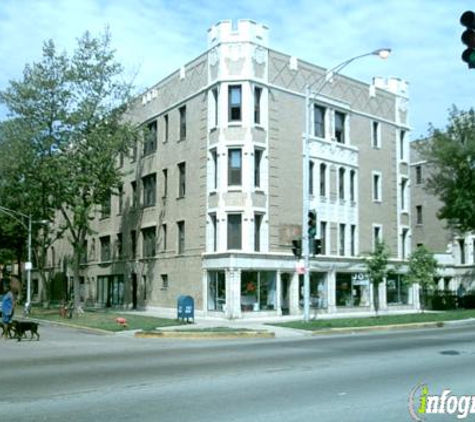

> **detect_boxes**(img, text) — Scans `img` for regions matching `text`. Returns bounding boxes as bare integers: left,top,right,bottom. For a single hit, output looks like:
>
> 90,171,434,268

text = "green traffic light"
462,48,475,68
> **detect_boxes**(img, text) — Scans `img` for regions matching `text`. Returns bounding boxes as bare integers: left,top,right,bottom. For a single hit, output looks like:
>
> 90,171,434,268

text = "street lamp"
0,205,47,312
301,48,391,322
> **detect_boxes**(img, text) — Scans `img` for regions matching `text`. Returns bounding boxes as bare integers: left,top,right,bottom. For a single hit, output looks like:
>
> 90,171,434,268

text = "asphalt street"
1,322,474,421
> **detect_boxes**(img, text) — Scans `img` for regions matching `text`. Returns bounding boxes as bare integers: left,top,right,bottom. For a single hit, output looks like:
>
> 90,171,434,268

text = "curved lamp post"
0,205,47,311
302,48,391,322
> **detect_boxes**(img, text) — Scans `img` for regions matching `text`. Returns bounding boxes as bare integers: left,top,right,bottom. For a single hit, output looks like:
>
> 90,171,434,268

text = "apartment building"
43,20,418,319
410,141,475,292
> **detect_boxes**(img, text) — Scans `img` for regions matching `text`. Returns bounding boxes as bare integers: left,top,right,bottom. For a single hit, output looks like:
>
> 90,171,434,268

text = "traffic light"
314,239,322,255
291,239,302,259
308,211,317,238
461,10,475,68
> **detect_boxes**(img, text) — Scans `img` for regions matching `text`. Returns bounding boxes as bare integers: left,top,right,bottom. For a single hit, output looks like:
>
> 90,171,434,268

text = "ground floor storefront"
202,253,419,319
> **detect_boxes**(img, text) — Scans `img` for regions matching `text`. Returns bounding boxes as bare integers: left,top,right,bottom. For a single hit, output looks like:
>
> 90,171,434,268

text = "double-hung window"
228,148,242,186
314,105,325,138
228,85,242,122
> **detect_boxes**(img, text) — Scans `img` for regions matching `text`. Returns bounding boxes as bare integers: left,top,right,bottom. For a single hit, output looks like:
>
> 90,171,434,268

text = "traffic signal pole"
301,49,391,323
302,84,311,322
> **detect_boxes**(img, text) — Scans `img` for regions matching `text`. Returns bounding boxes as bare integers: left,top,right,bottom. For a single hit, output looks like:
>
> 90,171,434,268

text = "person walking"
2,283,15,339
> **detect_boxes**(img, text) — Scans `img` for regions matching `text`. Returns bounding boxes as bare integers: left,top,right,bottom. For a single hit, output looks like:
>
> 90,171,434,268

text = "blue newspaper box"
177,295,194,323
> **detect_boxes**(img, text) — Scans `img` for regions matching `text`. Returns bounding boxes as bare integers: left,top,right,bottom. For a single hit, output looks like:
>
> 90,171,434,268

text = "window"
210,214,217,252
228,148,242,186
339,167,346,200
320,163,327,196
161,224,167,251
179,106,186,140
254,149,263,188
164,114,169,143
339,224,346,256
227,214,242,250
116,233,123,259
162,169,168,198
228,85,242,122
212,87,219,127
416,205,423,225
142,173,156,207
309,161,314,195
101,194,111,218
373,172,382,202
314,105,326,138
401,178,408,211
399,130,406,160
211,149,218,190
142,227,156,258
131,181,137,209
371,121,380,148
144,120,157,156
178,162,186,198
177,221,185,254
208,271,226,311
100,236,111,262
254,213,262,252
373,225,382,251
161,274,169,290
320,221,327,255
401,228,409,259
416,165,422,184
459,239,466,265
334,111,346,143
131,230,137,259
350,225,356,256
254,86,262,124
350,170,356,202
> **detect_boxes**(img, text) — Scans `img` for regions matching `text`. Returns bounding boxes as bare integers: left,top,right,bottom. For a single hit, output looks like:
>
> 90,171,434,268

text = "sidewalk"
126,310,310,339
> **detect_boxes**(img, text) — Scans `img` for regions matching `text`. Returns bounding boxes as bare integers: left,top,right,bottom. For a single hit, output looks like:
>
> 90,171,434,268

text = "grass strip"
27,308,184,332
270,310,475,331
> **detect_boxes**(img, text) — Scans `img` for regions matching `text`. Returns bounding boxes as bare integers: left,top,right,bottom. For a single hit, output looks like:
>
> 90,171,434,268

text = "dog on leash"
10,320,40,341
0,321,15,339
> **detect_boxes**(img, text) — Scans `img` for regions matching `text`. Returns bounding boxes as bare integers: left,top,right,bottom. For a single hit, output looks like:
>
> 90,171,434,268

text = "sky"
0,0,474,139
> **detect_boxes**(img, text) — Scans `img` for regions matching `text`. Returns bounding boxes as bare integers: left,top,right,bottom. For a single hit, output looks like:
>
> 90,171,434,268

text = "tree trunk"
72,244,84,316
373,281,380,316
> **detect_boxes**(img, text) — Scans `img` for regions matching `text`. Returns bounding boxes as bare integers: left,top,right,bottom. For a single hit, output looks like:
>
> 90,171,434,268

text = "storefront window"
387,275,409,305
208,271,226,311
241,271,276,312
336,273,370,307
97,275,124,307
299,272,327,308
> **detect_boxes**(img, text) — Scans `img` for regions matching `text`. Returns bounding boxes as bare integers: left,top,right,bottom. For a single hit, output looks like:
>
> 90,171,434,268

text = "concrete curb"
134,330,276,339
310,321,444,335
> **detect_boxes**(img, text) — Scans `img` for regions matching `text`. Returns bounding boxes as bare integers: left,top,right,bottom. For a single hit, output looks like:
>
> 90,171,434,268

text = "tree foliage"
0,29,136,308
364,240,390,315
417,106,475,233
405,245,438,311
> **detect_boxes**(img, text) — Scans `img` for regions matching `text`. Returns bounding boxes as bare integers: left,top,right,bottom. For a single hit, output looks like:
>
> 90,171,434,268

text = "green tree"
0,30,136,312
416,106,475,232
405,245,438,312
364,240,390,315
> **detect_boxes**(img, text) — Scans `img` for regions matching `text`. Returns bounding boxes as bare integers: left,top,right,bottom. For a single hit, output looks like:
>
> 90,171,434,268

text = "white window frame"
372,171,382,202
